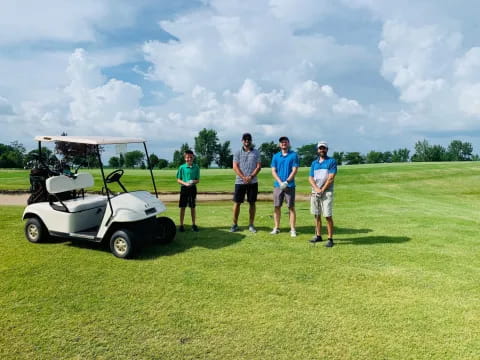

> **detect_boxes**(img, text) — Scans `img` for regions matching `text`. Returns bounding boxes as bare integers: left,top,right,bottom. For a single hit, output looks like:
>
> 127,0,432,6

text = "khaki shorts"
310,191,333,217
273,187,295,208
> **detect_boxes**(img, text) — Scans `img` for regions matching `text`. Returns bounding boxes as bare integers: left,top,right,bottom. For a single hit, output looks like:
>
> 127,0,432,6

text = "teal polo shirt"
176,163,200,182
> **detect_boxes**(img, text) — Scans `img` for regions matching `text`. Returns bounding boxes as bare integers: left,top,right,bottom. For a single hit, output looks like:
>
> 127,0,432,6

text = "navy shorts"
179,185,197,208
233,183,258,204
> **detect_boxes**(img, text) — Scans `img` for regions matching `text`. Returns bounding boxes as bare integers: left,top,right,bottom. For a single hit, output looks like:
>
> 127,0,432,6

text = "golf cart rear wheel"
25,217,47,243
110,229,135,259
156,217,176,244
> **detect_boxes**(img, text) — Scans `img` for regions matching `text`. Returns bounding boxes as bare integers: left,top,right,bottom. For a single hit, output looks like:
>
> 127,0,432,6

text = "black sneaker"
325,238,334,247
230,224,239,232
192,225,199,232
309,235,323,243
179,225,185,232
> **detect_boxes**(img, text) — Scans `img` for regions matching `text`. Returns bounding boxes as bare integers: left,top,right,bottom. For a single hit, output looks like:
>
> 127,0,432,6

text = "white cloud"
0,96,15,115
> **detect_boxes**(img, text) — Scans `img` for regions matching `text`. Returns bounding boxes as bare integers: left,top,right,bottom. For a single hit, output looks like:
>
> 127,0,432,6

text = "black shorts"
233,183,258,204
179,185,197,208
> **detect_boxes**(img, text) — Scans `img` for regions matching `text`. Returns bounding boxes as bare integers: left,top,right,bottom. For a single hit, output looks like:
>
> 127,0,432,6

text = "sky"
2,0,480,159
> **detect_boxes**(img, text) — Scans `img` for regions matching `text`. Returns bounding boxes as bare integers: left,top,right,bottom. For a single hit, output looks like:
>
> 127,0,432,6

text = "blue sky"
2,0,480,159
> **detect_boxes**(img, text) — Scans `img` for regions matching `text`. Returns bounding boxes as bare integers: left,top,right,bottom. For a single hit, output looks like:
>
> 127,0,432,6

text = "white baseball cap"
317,141,328,149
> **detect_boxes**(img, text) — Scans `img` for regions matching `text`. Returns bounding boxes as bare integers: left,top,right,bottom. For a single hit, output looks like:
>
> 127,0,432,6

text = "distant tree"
344,152,365,165
297,143,317,166
194,128,219,168
109,156,120,168
429,144,447,161
172,143,191,168
332,151,344,165
157,159,169,169
447,140,473,161
216,141,233,168
411,139,431,162
140,161,146,169
124,150,145,168
148,154,160,169
119,153,125,167
383,151,392,163
0,141,26,168
366,151,384,164
259,141,279,167
392,148,410,162
472,154,480,161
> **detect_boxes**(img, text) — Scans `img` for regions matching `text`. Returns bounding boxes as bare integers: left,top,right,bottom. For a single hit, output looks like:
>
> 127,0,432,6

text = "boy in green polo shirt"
176,150,200,232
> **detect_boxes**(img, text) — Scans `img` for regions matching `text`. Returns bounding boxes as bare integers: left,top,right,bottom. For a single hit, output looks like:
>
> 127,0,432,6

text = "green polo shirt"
176,163,200,182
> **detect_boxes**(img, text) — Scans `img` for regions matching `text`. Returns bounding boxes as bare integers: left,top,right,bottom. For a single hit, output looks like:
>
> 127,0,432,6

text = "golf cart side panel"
23,202,107,234
96,191,166,239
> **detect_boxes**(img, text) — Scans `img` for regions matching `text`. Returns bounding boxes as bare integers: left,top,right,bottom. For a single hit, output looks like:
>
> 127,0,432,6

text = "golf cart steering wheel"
105,169,124,183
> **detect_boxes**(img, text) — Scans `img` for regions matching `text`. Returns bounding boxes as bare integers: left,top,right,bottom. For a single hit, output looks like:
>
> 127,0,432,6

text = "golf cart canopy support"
34,136,145,145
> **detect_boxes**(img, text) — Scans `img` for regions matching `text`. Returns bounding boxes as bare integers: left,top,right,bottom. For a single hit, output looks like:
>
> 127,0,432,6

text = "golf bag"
27,167,50,204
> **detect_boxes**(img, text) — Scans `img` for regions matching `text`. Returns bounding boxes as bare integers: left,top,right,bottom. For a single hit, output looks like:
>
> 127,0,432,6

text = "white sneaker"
290,230,297,237
270,228,280,235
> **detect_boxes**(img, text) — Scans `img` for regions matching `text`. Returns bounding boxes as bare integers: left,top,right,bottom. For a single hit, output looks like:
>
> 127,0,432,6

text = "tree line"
0,131,478,169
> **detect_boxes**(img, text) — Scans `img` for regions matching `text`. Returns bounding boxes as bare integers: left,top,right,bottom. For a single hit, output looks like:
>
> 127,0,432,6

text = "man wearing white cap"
308,141,337,247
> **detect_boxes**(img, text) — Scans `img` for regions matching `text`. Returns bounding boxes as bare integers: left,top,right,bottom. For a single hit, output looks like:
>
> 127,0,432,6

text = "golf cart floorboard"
50,226,100,242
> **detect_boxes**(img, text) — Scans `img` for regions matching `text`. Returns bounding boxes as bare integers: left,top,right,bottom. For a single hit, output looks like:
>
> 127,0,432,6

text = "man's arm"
271,167,283,184
320,173,336,192
286,166,298,183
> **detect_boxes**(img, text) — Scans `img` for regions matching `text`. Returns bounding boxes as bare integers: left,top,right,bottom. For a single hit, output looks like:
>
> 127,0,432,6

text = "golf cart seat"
46,173,107,212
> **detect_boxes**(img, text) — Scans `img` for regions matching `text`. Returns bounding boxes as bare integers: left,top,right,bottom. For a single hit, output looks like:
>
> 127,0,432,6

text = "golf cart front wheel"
110,230,135,259
156,217,176,244
25,217,47,243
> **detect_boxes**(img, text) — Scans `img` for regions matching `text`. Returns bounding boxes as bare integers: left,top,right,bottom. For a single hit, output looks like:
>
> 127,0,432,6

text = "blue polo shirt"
309,156,337,191
271,150,299,188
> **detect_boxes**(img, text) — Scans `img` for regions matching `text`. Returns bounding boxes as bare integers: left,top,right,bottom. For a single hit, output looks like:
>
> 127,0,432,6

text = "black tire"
155,217,176,244
25,217,48,243
110,229,135,259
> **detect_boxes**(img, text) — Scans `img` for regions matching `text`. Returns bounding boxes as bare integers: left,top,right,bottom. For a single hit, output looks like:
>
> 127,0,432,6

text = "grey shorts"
273,187,295,208
310,191,333,217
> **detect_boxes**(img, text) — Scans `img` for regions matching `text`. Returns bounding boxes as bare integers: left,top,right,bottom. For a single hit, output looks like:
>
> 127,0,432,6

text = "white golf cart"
23,136,176,259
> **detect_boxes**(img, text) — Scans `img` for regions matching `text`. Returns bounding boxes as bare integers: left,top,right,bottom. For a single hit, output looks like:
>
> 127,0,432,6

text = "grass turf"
1,162,479,359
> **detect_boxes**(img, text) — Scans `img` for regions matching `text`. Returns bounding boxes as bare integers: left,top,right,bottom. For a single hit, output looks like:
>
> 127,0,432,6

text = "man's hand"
279,181,288,190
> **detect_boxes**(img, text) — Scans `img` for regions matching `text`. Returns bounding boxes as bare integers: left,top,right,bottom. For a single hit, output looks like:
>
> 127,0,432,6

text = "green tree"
392,148,410,162
0,141,26,168
119,153,125,167
447,140,473,161
157,159,169,169
124,150,145,168
216,141,233,168
344,152,365,165
25,147,53,167
366,151,384,164
383,151,392,163
412,139,431,162
148,154,160,169
332,151,344,165
297,143,317,167
259,141,279,167
172,143,191,168
194,128,219,168
109,156,120,168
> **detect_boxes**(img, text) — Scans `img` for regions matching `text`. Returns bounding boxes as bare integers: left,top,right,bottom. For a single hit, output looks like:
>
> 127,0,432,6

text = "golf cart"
23,136,176,259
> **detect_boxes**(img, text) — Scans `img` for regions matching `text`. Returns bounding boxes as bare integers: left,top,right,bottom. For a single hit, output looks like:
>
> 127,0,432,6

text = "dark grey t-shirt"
233,148,260,185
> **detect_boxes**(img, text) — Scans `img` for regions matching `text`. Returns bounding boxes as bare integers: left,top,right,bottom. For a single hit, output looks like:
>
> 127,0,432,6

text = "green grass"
1,162,480,359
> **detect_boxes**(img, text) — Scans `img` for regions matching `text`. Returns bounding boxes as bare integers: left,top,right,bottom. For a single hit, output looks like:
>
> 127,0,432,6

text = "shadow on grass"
52,226,245,260
341,235,410,245
295,225,373,235
138,226,245,259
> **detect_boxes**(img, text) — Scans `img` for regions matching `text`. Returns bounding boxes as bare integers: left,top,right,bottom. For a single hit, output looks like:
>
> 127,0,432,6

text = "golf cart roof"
35,136,146,145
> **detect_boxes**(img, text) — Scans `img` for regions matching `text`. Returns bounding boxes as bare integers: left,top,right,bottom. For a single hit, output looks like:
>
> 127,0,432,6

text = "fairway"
1,162,479,359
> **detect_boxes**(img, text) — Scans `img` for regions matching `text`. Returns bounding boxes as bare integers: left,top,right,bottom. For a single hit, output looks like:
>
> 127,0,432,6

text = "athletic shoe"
230,224,239,232
325,238,334,247
270,228,280,235
179,225,185,232
290,230,297,237
192,225,199,232
309,235,323,243
248,225,257,233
